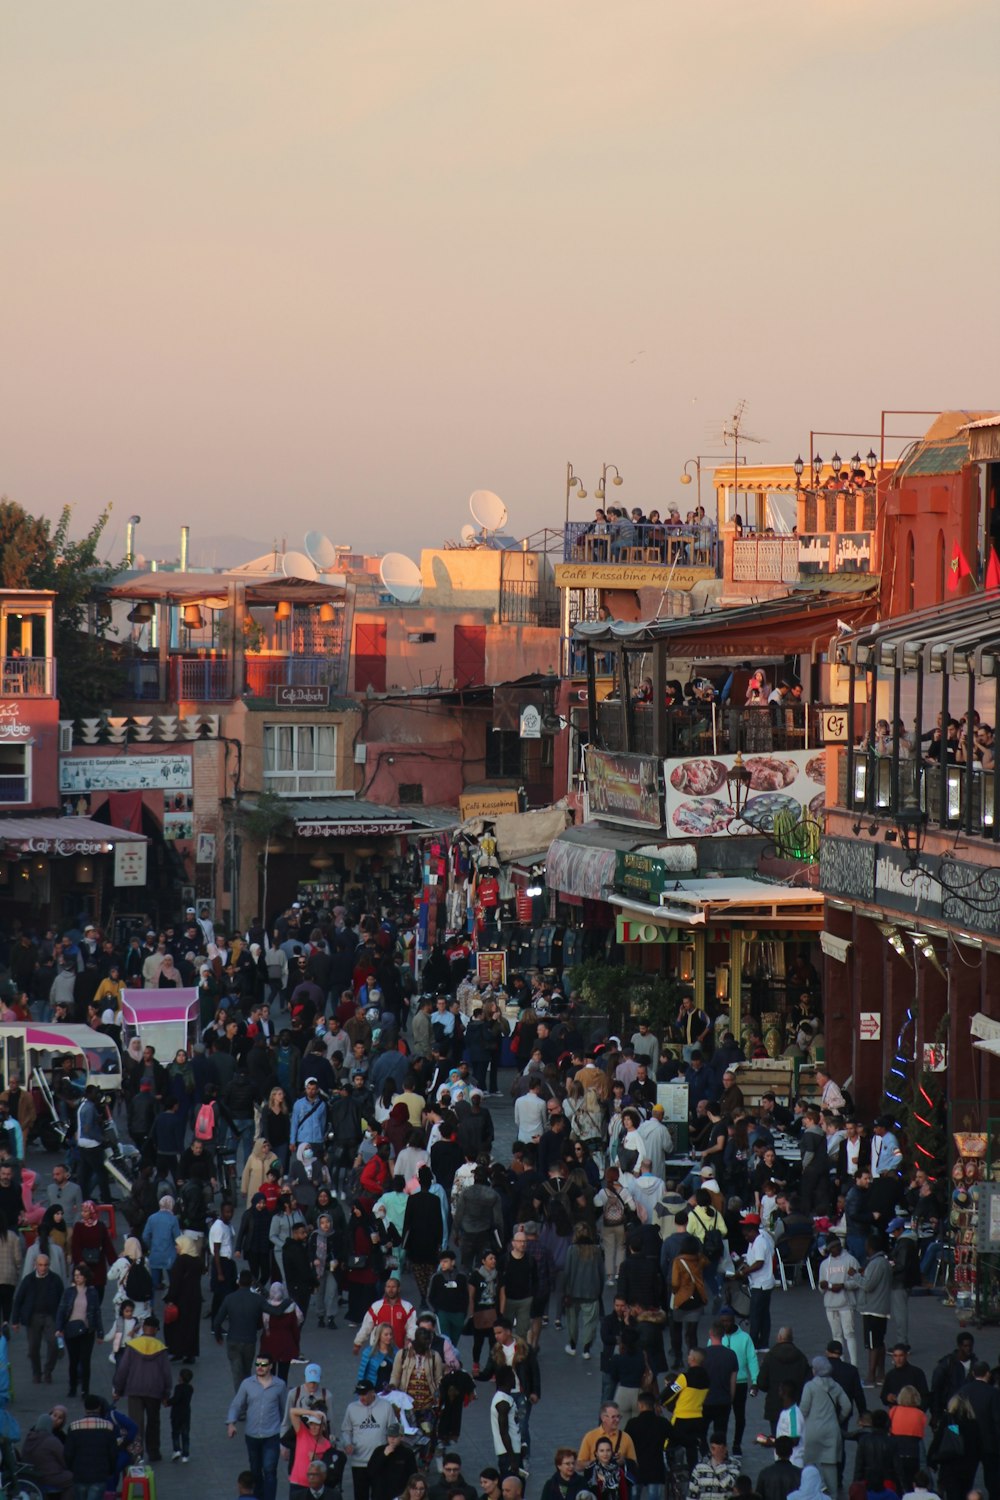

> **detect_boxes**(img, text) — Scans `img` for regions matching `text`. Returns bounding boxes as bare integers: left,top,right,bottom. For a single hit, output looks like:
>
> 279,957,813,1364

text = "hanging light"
127,602,154,624
309,854,334,871
895,791,927,869
274,601,292,622
318,602,336,624
867,448,878,475
726,750,752,818
812,454,823,480
182,604,205,630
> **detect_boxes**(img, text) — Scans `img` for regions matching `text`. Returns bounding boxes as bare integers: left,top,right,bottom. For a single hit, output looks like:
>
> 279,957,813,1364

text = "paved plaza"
5,1080,990,1498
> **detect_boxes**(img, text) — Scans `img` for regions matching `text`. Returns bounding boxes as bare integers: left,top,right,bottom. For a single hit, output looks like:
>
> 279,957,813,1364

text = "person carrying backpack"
688,1188,729,1311
596,1167,638,1286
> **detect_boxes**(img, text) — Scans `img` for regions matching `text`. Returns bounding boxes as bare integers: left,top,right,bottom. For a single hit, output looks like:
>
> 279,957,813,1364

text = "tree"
234,792,292,926
0,499,121,720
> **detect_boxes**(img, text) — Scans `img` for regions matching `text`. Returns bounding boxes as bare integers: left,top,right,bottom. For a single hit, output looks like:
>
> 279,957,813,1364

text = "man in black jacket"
958,1362,1000,1500
65,1395,120,1493
427,1453,477,1500
825,1340,866,1419
475,1317,541,1464
368,1425,417,1500
12,1253,64,1383
213,1268,265,1391
756,1435,801,1500
282,1221,317,1317
930,1331,976,1421
880,1342,929,1411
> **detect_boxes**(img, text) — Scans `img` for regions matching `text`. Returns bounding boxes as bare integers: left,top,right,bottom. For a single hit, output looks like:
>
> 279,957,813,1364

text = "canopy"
542,825,696,901
610,877,823,928
0,816,147,855
121,989,199,1027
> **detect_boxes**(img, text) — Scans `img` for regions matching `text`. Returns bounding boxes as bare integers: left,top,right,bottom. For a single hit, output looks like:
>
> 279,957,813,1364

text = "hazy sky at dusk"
3,1,998,564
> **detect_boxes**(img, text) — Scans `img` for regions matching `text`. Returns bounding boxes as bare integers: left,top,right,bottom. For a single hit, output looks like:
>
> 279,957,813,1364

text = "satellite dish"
460,524,477,545
470,489,508,532
304,530,339,570
379,552,423,604
282,550,319,581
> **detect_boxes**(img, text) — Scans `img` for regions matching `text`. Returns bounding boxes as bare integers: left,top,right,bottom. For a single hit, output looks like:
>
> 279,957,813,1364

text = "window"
407,632,436,644
398,783,424,804
0,744,29,803
485,728,522,778
263,724,338,796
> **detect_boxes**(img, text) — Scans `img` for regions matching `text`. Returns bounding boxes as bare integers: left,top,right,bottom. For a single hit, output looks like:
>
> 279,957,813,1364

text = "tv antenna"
721,399,767,480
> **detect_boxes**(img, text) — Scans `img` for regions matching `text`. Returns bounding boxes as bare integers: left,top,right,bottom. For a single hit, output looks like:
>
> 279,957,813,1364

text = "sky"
2,0,998,566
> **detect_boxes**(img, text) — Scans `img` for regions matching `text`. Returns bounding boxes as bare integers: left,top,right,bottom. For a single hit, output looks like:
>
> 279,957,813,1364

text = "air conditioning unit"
354,742,368,764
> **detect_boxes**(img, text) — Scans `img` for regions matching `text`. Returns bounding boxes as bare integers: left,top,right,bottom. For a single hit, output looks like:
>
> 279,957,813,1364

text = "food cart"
120,989,200,1062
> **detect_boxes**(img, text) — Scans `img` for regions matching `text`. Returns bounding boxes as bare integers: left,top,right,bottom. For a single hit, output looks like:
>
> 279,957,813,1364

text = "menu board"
663,748,824,839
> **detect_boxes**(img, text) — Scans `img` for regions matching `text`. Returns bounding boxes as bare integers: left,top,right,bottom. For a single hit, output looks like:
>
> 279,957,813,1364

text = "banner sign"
114,843,148,887
60,754,193,793
459,791,520,820
663,748,824,838
275,684,330,708
615,849,670,902
296,819,411,837
585,748,662,828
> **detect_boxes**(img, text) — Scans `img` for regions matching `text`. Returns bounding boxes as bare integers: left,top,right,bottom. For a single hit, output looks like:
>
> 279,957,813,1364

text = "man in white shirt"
817,1235,861,1366
210,1201,237,1320
513,1078,548,1143
738,1211,776,1351
815,1068,846,1115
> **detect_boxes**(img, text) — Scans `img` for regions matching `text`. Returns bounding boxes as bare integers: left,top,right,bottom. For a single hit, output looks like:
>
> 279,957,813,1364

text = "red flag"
947,539,972,592
987,547,1000,592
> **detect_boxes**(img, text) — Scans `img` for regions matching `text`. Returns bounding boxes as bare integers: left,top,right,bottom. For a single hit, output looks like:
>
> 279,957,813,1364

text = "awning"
0,815,148,856
837,591,1000,676
492,806,571,863
610,877,823,927
121,990,199,1027
546,825,649,901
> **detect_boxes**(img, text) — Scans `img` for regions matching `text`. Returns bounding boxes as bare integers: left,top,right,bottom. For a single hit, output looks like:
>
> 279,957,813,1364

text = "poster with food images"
663,748,825,838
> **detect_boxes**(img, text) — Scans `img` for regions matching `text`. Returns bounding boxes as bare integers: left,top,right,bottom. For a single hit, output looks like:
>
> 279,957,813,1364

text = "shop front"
0,815,149,928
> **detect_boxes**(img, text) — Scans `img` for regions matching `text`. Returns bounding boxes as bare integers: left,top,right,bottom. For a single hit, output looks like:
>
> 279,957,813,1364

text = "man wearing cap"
228,1355,287,1500
341,1379,392,1500
886,1217,920,1344
291,1079,328,1152
738,1212,776,1351
113,1313,174,1464
369,1422,416,1500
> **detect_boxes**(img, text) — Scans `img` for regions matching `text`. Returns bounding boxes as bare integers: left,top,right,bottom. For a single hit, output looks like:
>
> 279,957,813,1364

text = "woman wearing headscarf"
260,1281,303,1383
0,1213,22,1322
24,1206,66,1283
56,1264,103,1398
157,955,181,989
383,1102,411,1158
289,1144,331,1213
236,1192,275,1290
260,1086,291,1173
21,1415,74,1499
107,1237,153,1322
166,1049,195,1121
401,1166,444,1306
343,1201,387,1325
164,1235,202,1363
141,1195,181,1293
787,1466,832,1500
70,1201,116,1305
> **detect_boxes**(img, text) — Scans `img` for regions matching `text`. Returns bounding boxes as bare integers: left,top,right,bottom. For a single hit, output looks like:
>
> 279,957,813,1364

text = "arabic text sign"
585,748,662,828
60,754,193,793
296,819,412,837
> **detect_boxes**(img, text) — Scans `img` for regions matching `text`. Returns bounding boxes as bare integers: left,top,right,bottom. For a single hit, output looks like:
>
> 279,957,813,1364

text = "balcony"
117,653,345,704
562,521,719,570
731,537,800,584
596,701,827,756
0,657,56,697
839,748,997,840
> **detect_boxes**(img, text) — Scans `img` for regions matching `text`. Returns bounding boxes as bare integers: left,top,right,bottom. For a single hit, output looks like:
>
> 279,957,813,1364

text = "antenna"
719,400,767,515
379,552,423,604
304,530,339,570
469,490,508,533
282,550,319,581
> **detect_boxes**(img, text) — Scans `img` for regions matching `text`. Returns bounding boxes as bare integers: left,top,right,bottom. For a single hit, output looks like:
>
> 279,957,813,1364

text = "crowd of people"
0,905,991,1500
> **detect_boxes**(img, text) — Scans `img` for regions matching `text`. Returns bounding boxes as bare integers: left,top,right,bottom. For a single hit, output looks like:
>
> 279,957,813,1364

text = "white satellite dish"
470,489,508,532
379,552,423,605
460,524,477,545
282,550,319,581
304,530,339,570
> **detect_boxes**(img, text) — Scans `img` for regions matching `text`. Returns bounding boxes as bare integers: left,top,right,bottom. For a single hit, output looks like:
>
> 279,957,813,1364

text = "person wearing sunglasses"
227,1355,288,1500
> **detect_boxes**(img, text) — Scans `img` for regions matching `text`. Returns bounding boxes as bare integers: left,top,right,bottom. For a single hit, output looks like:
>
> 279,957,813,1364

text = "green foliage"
566,957,686,1040
0,499,121,720
235,791,292,845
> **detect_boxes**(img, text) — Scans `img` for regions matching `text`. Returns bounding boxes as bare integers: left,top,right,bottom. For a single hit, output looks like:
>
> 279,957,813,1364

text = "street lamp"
726,751,752,819
564,463,587,528
812,454,824,485
793,455,805,489
866,448,878,476
595,463,623,505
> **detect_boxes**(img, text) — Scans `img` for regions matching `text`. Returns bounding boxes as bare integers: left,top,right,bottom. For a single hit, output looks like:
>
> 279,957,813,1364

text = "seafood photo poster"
663,749,824,838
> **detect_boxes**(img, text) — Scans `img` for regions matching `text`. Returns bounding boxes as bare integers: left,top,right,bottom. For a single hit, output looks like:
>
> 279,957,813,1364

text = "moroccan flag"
987,547,1000,592
947,540,972,592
